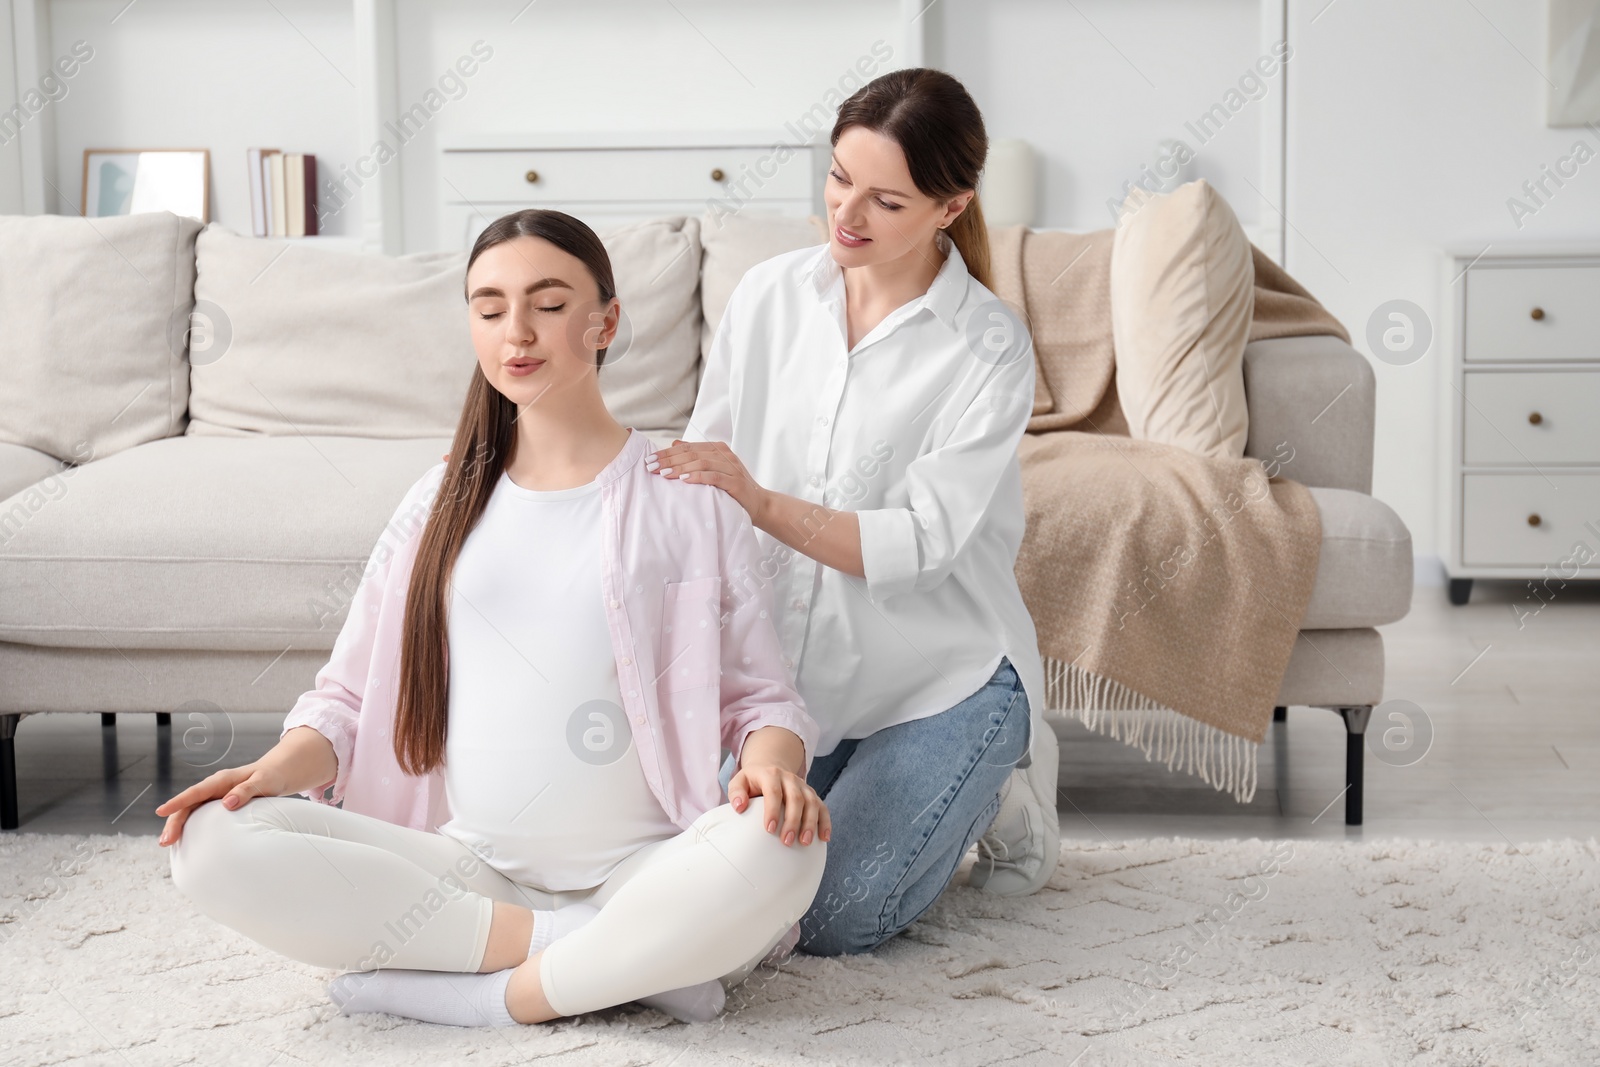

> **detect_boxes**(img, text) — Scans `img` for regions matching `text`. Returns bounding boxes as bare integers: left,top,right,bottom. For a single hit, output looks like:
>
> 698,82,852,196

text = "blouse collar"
586,425,650,488
808,228,969,330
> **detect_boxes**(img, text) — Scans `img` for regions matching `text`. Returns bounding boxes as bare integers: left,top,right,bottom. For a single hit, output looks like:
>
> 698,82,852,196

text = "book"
249,148,280,237
269,152,286,236
250,148,315,237
284,153,319,237
302,154,318,236
286,153,303,237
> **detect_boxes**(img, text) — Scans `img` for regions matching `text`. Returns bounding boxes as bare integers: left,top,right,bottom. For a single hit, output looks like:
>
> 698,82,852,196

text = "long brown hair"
392,209,618,777
830,67,993,291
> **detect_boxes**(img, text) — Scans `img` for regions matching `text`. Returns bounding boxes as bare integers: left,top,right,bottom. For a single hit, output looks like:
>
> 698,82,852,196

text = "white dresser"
439,131,827,251
1439,249,1600,605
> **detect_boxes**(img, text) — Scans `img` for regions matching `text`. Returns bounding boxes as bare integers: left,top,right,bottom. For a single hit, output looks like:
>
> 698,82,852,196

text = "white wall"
0,0,24,213
934,0,1267,233
386,0,904,250
1281,0,1600,571
45,0,360,234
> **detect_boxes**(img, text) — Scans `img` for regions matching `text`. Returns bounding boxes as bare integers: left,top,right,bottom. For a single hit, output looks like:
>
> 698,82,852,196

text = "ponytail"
946,191,992,292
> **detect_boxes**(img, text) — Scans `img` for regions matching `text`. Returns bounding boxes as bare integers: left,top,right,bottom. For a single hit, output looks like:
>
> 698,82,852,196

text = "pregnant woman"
155,209,828,1028
650,67,1061,956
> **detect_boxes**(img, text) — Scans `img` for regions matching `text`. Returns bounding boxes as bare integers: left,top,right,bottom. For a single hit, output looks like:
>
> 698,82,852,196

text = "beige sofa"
0,208,1411,830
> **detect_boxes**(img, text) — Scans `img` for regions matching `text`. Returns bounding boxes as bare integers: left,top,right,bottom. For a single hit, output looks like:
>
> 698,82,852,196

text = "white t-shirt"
436,467,681,891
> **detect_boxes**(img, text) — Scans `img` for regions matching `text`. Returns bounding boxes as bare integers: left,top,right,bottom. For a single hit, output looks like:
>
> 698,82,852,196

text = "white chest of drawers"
439,131,827,251
1440,250,1600,605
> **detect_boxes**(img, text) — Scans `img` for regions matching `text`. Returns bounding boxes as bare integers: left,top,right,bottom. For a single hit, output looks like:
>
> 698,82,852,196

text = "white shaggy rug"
2,833,1597,1067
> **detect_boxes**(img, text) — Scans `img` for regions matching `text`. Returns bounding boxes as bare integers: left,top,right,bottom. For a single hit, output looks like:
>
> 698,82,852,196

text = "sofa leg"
2,714,18,831
1339,706,1372,826
156,713,171,727
101,713,116,728
1273,705,1287,724
1448,578,1473,606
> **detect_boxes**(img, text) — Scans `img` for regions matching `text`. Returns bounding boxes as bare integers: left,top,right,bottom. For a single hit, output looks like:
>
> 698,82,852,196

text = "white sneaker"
967,712,1060,896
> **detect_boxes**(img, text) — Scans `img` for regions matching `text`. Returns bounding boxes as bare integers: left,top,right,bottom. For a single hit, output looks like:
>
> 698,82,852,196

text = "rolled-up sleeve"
708,489,821,773
279,462,443,806
856,348,1036,603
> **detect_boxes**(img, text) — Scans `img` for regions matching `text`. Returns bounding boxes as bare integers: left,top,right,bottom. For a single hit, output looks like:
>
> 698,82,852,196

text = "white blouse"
689,231,1046,761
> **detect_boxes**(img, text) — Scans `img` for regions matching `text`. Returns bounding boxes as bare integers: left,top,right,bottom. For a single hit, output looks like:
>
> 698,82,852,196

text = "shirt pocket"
659,576,722,693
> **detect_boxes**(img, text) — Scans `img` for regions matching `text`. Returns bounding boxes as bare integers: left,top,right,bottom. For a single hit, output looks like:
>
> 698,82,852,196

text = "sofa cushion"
1300,486,1413,629
1274,627,1385,707
699,208,826,361
0,443,70,512
1110,179,1254,458
186,225,476,438
0,210,201,463
0,434,448,651
591,216,704,439
186,216,704,441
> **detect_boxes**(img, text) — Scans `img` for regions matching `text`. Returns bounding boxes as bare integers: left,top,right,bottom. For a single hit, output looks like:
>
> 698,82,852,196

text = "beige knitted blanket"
989,226,1351,801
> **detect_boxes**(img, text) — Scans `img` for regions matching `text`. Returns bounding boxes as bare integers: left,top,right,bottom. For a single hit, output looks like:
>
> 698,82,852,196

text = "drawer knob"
710,168,725,182
1528,411,1543,425
524,169,539,184
1530,307,1545,321
1528,513,1542,527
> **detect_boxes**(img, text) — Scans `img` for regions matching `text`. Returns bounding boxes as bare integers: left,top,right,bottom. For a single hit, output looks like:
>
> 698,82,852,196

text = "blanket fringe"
1042,655,1260,804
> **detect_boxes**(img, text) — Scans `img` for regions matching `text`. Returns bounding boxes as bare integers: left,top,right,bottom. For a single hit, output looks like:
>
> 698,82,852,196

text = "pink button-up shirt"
279,426,818,834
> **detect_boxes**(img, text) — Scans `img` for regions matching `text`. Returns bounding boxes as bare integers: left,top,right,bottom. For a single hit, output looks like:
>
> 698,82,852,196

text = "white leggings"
168,793,825,1017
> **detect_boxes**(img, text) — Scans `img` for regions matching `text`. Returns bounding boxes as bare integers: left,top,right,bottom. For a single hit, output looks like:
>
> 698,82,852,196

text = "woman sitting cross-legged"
155,208,829,1028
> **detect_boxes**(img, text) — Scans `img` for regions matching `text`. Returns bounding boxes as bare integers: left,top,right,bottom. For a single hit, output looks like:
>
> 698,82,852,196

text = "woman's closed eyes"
828,169,902,212
477,304,566,320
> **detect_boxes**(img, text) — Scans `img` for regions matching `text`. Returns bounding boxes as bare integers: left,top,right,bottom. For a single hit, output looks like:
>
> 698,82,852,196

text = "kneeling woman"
155,209,828,1028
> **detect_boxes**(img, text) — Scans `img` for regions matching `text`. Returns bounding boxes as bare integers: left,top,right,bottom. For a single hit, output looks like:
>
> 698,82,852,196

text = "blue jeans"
720,655,1030,956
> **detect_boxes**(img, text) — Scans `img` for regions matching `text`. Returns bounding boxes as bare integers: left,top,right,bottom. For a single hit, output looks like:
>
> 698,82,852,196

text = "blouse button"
791,598,804,611
635,715,646,726
620,657,632,666
808,474,821,488
609,598,620,609
817,415,829,426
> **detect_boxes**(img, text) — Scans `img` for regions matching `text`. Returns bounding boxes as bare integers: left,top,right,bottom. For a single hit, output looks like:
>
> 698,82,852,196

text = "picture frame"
1547,0,1600,126
81,148,210,221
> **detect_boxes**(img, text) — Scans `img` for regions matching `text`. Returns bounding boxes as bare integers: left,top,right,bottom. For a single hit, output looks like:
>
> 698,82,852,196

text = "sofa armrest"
1242,334,1374,495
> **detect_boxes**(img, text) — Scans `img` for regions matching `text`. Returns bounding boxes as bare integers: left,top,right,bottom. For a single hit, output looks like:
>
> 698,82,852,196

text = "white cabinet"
1440,251,1600,604
439,132,826,251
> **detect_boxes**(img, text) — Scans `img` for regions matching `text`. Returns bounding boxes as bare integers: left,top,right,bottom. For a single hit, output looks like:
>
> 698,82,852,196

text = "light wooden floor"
1057,576,1600,843
7,577,1599,843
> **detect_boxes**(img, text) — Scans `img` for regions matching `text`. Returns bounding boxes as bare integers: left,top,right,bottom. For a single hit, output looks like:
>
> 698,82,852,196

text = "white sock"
327,967,518,1028
528,902,599,958
637,978,727,1023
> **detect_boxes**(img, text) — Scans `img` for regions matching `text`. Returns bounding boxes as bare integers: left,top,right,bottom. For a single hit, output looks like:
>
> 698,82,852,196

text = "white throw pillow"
591,215,703,439
699,208,827,361
1110,180,1254,458
0,210,202,463
186,226,474,438
185,215,705,440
